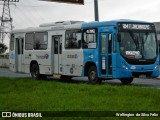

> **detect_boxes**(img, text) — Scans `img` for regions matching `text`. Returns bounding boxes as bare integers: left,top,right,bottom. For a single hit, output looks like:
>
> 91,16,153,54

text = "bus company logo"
70,67,74,74
67,54,78,59
36,54,49,59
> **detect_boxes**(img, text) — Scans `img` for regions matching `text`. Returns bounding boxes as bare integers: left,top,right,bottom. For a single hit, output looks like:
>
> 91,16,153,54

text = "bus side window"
10,34,14,51
34,32,48,50
82,28,97,49
108,33,112,54
17,38,20,55
65,30,81,49
25,33,34,50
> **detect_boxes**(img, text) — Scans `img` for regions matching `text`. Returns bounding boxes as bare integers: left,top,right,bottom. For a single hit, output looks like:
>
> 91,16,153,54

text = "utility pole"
94,0,99,21
0,0,19,43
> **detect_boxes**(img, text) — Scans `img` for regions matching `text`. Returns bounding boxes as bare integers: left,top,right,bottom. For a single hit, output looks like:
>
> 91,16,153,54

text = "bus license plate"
139,75,146,78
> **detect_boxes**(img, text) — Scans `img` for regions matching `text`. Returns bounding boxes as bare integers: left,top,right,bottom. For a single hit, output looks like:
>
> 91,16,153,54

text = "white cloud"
99,0,160,22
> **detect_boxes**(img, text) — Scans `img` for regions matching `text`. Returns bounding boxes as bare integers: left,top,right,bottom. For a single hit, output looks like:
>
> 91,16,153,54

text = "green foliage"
0,77,160,119
0,42,8,54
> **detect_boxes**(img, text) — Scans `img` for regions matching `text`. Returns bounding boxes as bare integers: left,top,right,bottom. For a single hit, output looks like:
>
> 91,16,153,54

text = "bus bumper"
116,66,159,78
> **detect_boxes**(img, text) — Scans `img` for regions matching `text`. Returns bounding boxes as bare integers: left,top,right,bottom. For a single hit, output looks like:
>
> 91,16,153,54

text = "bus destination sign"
119,23,154,31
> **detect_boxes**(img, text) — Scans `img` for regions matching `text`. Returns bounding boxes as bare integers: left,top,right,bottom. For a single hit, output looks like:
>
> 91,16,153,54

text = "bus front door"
100,32,113,76
15,38,24,72
52,35,62,74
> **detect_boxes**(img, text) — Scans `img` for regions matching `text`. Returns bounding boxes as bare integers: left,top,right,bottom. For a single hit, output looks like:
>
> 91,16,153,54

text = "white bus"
10,21,84,79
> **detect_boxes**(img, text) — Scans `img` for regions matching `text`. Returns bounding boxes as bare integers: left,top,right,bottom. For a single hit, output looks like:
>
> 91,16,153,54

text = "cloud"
99,0,160,22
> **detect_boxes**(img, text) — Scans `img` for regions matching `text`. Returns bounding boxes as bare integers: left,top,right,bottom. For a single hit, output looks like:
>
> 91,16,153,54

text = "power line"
0,0,19,43
3,0,104,30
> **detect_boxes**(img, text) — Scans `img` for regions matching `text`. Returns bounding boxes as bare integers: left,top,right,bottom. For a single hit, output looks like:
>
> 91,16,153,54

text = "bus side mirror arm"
117,33,121,42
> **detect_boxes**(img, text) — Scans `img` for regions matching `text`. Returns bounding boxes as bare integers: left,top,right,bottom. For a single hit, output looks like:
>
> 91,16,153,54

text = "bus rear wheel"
88,66,101,84
31,64,40,79
120,78,133,84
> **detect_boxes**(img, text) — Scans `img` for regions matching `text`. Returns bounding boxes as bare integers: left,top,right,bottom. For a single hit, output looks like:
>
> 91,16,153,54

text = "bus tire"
120,78,133,84
31,64,40,80
88,66,101,84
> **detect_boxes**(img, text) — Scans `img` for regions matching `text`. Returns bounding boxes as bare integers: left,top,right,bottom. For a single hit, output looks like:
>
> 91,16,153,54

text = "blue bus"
81,20,159,84
10,20,159,84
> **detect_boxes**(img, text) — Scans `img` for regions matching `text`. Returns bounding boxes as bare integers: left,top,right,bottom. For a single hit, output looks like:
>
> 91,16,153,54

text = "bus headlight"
154,64,158,69
122,62,128,69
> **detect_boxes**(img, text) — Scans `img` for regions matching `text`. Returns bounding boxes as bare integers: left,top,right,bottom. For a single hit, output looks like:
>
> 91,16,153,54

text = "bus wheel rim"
90,71,96,81
33,67,38,77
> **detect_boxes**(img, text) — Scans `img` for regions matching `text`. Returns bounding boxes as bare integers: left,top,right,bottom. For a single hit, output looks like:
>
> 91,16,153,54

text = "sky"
0,0,160,48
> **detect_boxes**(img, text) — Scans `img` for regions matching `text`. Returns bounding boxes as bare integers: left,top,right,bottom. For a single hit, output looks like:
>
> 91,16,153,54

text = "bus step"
53,74,61,78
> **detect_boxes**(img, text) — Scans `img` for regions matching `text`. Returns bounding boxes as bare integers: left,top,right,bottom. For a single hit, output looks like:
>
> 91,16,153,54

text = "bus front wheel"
88,66,101,84
31,64,40,79
120,78,133,84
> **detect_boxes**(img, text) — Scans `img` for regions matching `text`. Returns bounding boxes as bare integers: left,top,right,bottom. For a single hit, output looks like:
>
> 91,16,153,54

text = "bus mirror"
118,33,121,42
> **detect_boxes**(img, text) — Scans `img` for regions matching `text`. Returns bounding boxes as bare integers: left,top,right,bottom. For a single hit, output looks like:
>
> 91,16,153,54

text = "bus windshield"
120,31,157,60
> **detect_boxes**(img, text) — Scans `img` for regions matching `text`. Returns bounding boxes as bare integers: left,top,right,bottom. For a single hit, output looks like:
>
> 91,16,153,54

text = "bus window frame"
82,28,98,49
34,31,48,50
65,29,82,49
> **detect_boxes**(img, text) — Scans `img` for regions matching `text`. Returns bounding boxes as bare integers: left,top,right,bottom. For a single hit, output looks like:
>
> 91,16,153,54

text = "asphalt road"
0,68,160,88
0,68,30,78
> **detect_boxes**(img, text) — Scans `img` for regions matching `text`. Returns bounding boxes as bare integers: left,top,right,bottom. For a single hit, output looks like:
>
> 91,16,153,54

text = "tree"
0,43,8,54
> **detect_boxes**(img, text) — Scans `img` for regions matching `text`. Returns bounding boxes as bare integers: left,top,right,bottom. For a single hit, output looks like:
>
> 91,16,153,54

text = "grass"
0,77,160,119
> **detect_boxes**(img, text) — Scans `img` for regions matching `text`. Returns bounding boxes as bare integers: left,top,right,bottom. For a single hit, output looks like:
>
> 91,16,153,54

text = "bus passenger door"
100,32,113,76
15,38,24,72
52,35,62,74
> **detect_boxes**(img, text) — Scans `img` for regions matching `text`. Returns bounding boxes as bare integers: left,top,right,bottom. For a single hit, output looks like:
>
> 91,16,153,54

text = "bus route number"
86,29,95,34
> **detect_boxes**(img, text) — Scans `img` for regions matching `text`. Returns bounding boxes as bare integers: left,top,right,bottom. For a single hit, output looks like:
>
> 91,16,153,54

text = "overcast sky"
0,0,160,47
1,0,159,29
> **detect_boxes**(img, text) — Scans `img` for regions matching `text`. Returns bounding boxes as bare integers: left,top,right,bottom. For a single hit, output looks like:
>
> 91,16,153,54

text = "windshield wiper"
128,31,139,50
141,36,145,59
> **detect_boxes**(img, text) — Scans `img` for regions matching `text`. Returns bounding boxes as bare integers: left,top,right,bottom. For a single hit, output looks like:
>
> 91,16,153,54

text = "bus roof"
11,19,153,34
11,21,84,34
82,19,152,28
